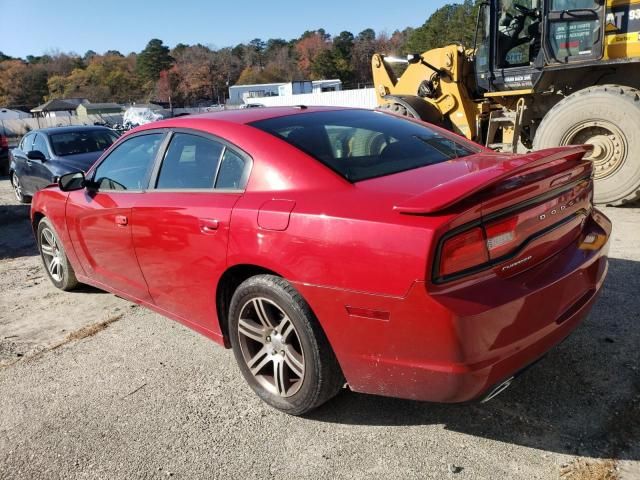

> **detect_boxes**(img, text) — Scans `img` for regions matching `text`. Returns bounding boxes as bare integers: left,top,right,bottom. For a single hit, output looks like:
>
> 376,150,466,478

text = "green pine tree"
136,39,174,83
405,0,481,53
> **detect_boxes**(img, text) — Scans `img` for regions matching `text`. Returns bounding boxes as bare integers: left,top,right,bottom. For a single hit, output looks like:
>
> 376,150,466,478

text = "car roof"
145,106,353,130
194,106,351,124
29,126,114,135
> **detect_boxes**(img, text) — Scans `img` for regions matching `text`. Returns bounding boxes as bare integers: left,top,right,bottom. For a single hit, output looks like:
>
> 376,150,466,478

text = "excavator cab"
474,0,606,93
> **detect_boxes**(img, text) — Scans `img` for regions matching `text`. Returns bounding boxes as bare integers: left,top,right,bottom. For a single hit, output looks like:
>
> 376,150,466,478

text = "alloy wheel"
40,227,63,282
11,173,23,202
237,297,305,397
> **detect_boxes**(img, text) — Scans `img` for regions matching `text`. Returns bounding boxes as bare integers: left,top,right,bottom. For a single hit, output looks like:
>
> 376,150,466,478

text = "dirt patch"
1,313,125,368
1,178,639,480
560,459,619,480
58,313,124,344
0,178,131,367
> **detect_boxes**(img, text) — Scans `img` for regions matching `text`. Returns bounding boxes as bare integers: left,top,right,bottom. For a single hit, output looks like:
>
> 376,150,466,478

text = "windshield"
50,130,118,156
250,110,479,182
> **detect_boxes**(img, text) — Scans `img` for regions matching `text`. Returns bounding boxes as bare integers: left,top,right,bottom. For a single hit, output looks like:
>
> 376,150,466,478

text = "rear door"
66,132,166,300
543,0,607,64
13,133,35,191
131,131,250,333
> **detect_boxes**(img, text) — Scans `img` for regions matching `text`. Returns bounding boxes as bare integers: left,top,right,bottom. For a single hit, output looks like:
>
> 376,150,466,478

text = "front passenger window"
33,134,49,157
21,134,34,152
93,133,163,190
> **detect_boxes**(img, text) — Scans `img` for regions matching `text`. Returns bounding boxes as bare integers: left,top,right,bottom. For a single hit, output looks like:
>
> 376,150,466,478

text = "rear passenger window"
215,149,247,190
156,133,223,189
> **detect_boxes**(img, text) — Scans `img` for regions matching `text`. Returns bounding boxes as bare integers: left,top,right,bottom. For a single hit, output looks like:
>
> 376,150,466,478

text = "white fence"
0,114,125,141
0,107,219,144
0,93,377,143
245,88,377,109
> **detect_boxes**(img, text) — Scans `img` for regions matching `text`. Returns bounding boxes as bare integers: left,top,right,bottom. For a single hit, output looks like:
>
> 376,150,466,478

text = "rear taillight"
439,227,489,277
437,209,559,279
485,198,574,260
0,136,8,149
485,216,518,259
436,184,590,281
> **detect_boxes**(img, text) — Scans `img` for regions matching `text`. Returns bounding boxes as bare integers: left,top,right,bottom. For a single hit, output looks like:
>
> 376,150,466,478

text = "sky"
0,0,452,58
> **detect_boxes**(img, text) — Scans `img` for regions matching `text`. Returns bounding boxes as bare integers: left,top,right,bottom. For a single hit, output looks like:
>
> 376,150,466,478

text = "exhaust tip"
481,376,514,403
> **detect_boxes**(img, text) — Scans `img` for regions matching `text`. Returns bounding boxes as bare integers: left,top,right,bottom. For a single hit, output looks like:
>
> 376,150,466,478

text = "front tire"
534,85,640,205
228,275,343,415
378,102,416,118
37,218,79,291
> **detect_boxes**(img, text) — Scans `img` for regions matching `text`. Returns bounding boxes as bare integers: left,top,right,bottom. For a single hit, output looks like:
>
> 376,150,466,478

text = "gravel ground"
0,176,638,480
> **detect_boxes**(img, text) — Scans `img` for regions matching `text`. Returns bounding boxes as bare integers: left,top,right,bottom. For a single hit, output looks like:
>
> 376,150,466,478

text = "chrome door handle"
115,215,128,226
199,218,219,234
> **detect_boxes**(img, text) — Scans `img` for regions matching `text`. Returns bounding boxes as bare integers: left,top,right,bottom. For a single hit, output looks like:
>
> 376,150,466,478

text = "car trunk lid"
388,146,594,283
393,146,592,215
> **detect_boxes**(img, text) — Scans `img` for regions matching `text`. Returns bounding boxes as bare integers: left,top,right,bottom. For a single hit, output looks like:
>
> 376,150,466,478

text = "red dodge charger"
31,107,611,415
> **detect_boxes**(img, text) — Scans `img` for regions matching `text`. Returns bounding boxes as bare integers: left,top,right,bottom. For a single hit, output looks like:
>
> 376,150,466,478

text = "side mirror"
27,150,47,161
58,171,86,192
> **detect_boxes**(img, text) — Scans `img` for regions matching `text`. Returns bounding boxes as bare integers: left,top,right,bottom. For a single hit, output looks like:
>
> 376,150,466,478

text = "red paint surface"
31,107,611,403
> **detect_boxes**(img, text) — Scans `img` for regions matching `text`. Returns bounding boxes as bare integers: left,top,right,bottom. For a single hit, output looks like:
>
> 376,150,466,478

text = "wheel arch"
214,263,341,364
32,211,45,235
215,264,282,347
380,95,446,126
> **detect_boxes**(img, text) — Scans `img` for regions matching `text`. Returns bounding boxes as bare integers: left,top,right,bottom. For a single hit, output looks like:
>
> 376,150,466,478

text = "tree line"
0,1,479,109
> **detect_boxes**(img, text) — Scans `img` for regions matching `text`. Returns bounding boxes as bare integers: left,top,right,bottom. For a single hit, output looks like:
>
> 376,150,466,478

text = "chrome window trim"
148,128,253,193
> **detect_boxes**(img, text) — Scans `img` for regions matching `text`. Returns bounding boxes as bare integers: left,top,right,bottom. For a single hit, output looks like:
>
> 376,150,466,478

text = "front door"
543,0,606,64
66,132,166,301
492,0,542,91
131,131,250,333
28,133,55,192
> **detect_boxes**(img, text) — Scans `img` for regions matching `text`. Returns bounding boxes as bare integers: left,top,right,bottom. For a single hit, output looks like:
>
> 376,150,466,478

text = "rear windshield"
50,130,118,156
250,109,479,182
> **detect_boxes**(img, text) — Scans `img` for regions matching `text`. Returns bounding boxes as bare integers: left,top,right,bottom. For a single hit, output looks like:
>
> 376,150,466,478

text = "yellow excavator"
372,0,640,204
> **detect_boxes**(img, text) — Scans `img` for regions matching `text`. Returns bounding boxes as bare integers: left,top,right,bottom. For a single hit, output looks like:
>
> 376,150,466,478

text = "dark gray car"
9,126,119,203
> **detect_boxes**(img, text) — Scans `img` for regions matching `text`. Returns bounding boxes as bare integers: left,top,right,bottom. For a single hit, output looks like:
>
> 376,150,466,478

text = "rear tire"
534,85,640,205
37,218,79,291
228,275,344,415
11,172,31,204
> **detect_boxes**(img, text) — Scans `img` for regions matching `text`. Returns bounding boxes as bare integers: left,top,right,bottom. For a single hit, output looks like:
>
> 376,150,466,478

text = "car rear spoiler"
393,146,593,215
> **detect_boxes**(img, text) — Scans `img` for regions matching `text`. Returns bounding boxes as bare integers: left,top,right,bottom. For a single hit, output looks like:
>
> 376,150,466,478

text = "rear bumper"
0,149,8,175
294,209,611,403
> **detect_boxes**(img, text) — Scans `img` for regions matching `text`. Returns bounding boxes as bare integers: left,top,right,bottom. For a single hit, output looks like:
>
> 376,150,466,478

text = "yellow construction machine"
372,0,640,204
